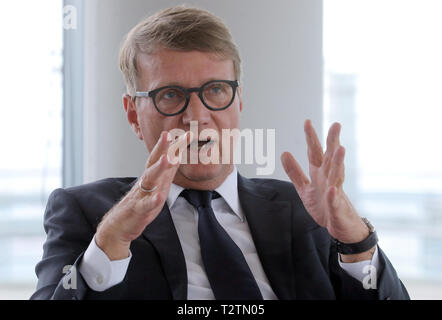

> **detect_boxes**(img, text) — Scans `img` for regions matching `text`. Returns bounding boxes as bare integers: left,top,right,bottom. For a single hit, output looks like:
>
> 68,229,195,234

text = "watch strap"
333,230,378,255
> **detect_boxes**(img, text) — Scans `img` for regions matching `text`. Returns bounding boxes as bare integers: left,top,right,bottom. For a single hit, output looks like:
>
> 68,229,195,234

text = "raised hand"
96,131,193,260
281,120,374,261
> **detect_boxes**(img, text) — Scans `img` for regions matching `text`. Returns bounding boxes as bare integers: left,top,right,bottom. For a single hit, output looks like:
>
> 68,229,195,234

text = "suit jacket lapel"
238,174,296,300
119,179,187,300
141,205,188,299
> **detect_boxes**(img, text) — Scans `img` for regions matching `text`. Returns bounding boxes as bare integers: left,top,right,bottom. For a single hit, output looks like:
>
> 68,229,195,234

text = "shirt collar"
166,167,244,222
214,167,244,222
167,183,185,209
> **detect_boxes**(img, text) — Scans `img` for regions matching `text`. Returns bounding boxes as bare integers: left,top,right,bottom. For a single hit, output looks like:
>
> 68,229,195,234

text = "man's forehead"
136,49,235,88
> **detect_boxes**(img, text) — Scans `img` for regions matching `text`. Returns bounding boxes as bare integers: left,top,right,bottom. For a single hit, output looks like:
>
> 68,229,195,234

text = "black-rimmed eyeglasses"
135,80,239,116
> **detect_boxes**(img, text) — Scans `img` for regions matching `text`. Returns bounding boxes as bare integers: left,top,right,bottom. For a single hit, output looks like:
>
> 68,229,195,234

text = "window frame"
63,0,84,188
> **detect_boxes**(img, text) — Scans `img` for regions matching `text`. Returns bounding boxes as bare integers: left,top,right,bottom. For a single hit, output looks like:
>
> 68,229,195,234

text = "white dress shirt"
79,168,379,297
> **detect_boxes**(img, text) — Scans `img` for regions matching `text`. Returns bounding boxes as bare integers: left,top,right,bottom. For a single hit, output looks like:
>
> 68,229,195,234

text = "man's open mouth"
188,137,215,148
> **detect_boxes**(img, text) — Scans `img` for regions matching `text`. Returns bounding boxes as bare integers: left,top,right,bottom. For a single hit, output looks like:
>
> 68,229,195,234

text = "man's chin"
174,163,233,189
179,163,223,180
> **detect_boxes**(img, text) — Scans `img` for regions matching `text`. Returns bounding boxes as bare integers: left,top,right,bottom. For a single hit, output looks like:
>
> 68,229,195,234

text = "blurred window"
324,0,442,296
0,0,63,293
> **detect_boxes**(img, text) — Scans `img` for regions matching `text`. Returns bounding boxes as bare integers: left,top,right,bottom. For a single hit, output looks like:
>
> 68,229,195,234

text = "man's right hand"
95,131,192,260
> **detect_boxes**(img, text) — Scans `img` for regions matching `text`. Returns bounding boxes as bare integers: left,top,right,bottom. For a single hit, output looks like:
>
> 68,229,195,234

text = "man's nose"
182,92,211,125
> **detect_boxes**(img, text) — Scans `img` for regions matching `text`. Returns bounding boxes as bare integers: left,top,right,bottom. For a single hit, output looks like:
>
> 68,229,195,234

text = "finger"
322,123,342,175
138,153,173,197
137,188,164,214
139,131,193,201
328,146,345,188
281,152,310,191
304,119,324,167
324,122,341,157
146,131,171,168
326,122,341,152
139,149,187,212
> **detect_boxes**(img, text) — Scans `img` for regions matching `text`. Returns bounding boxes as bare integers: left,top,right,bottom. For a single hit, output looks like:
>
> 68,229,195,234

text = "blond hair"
119,5,242,96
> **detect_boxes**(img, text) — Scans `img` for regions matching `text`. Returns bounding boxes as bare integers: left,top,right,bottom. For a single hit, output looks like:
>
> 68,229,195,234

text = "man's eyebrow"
154,78,229,89
155,82,183,88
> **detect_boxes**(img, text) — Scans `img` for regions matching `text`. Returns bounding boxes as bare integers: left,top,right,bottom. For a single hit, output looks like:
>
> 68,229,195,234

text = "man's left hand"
281,120,375,262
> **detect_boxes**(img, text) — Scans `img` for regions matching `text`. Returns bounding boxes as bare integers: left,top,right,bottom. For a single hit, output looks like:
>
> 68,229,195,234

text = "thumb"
326,186,340,210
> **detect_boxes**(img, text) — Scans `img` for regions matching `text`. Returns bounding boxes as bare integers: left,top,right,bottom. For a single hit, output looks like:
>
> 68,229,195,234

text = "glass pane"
324,0,442,298
0,0,63,298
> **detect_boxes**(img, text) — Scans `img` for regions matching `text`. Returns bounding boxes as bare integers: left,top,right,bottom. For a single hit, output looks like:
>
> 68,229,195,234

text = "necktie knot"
180,189,220,209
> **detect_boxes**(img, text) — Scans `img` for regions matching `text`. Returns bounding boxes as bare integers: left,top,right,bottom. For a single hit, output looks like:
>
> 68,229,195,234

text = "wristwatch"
333,217,378,255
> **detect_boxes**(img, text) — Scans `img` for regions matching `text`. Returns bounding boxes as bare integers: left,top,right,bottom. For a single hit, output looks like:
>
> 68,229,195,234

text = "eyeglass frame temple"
134,91,150,97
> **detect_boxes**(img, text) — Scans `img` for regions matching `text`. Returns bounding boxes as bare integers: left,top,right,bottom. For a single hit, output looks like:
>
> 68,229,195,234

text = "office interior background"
0,0,441,299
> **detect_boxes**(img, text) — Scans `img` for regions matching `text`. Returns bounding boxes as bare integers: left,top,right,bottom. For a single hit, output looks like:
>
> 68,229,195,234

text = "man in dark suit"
31,6,409,300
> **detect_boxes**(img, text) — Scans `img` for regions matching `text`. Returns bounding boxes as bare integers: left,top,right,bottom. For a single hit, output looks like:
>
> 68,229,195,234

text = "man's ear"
123,94,143,140
238,86,243,112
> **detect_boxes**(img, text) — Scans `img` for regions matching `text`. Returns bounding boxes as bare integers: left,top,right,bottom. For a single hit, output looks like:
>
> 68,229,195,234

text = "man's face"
124,48,242,189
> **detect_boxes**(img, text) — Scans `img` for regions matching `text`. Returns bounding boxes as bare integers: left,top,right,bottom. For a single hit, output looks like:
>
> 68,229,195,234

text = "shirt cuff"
78,235,132,292
338,245,379,283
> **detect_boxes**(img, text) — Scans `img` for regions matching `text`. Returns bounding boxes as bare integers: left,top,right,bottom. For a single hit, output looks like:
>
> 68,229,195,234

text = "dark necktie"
180,189,263,300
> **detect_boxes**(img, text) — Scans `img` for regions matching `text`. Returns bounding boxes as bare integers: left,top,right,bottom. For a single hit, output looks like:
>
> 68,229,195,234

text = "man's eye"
165,90,177,99
159,89,184,101
208,86,224,95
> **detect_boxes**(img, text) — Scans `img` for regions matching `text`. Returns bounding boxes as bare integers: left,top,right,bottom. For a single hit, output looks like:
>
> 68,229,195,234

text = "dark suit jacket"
31,174,409,300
